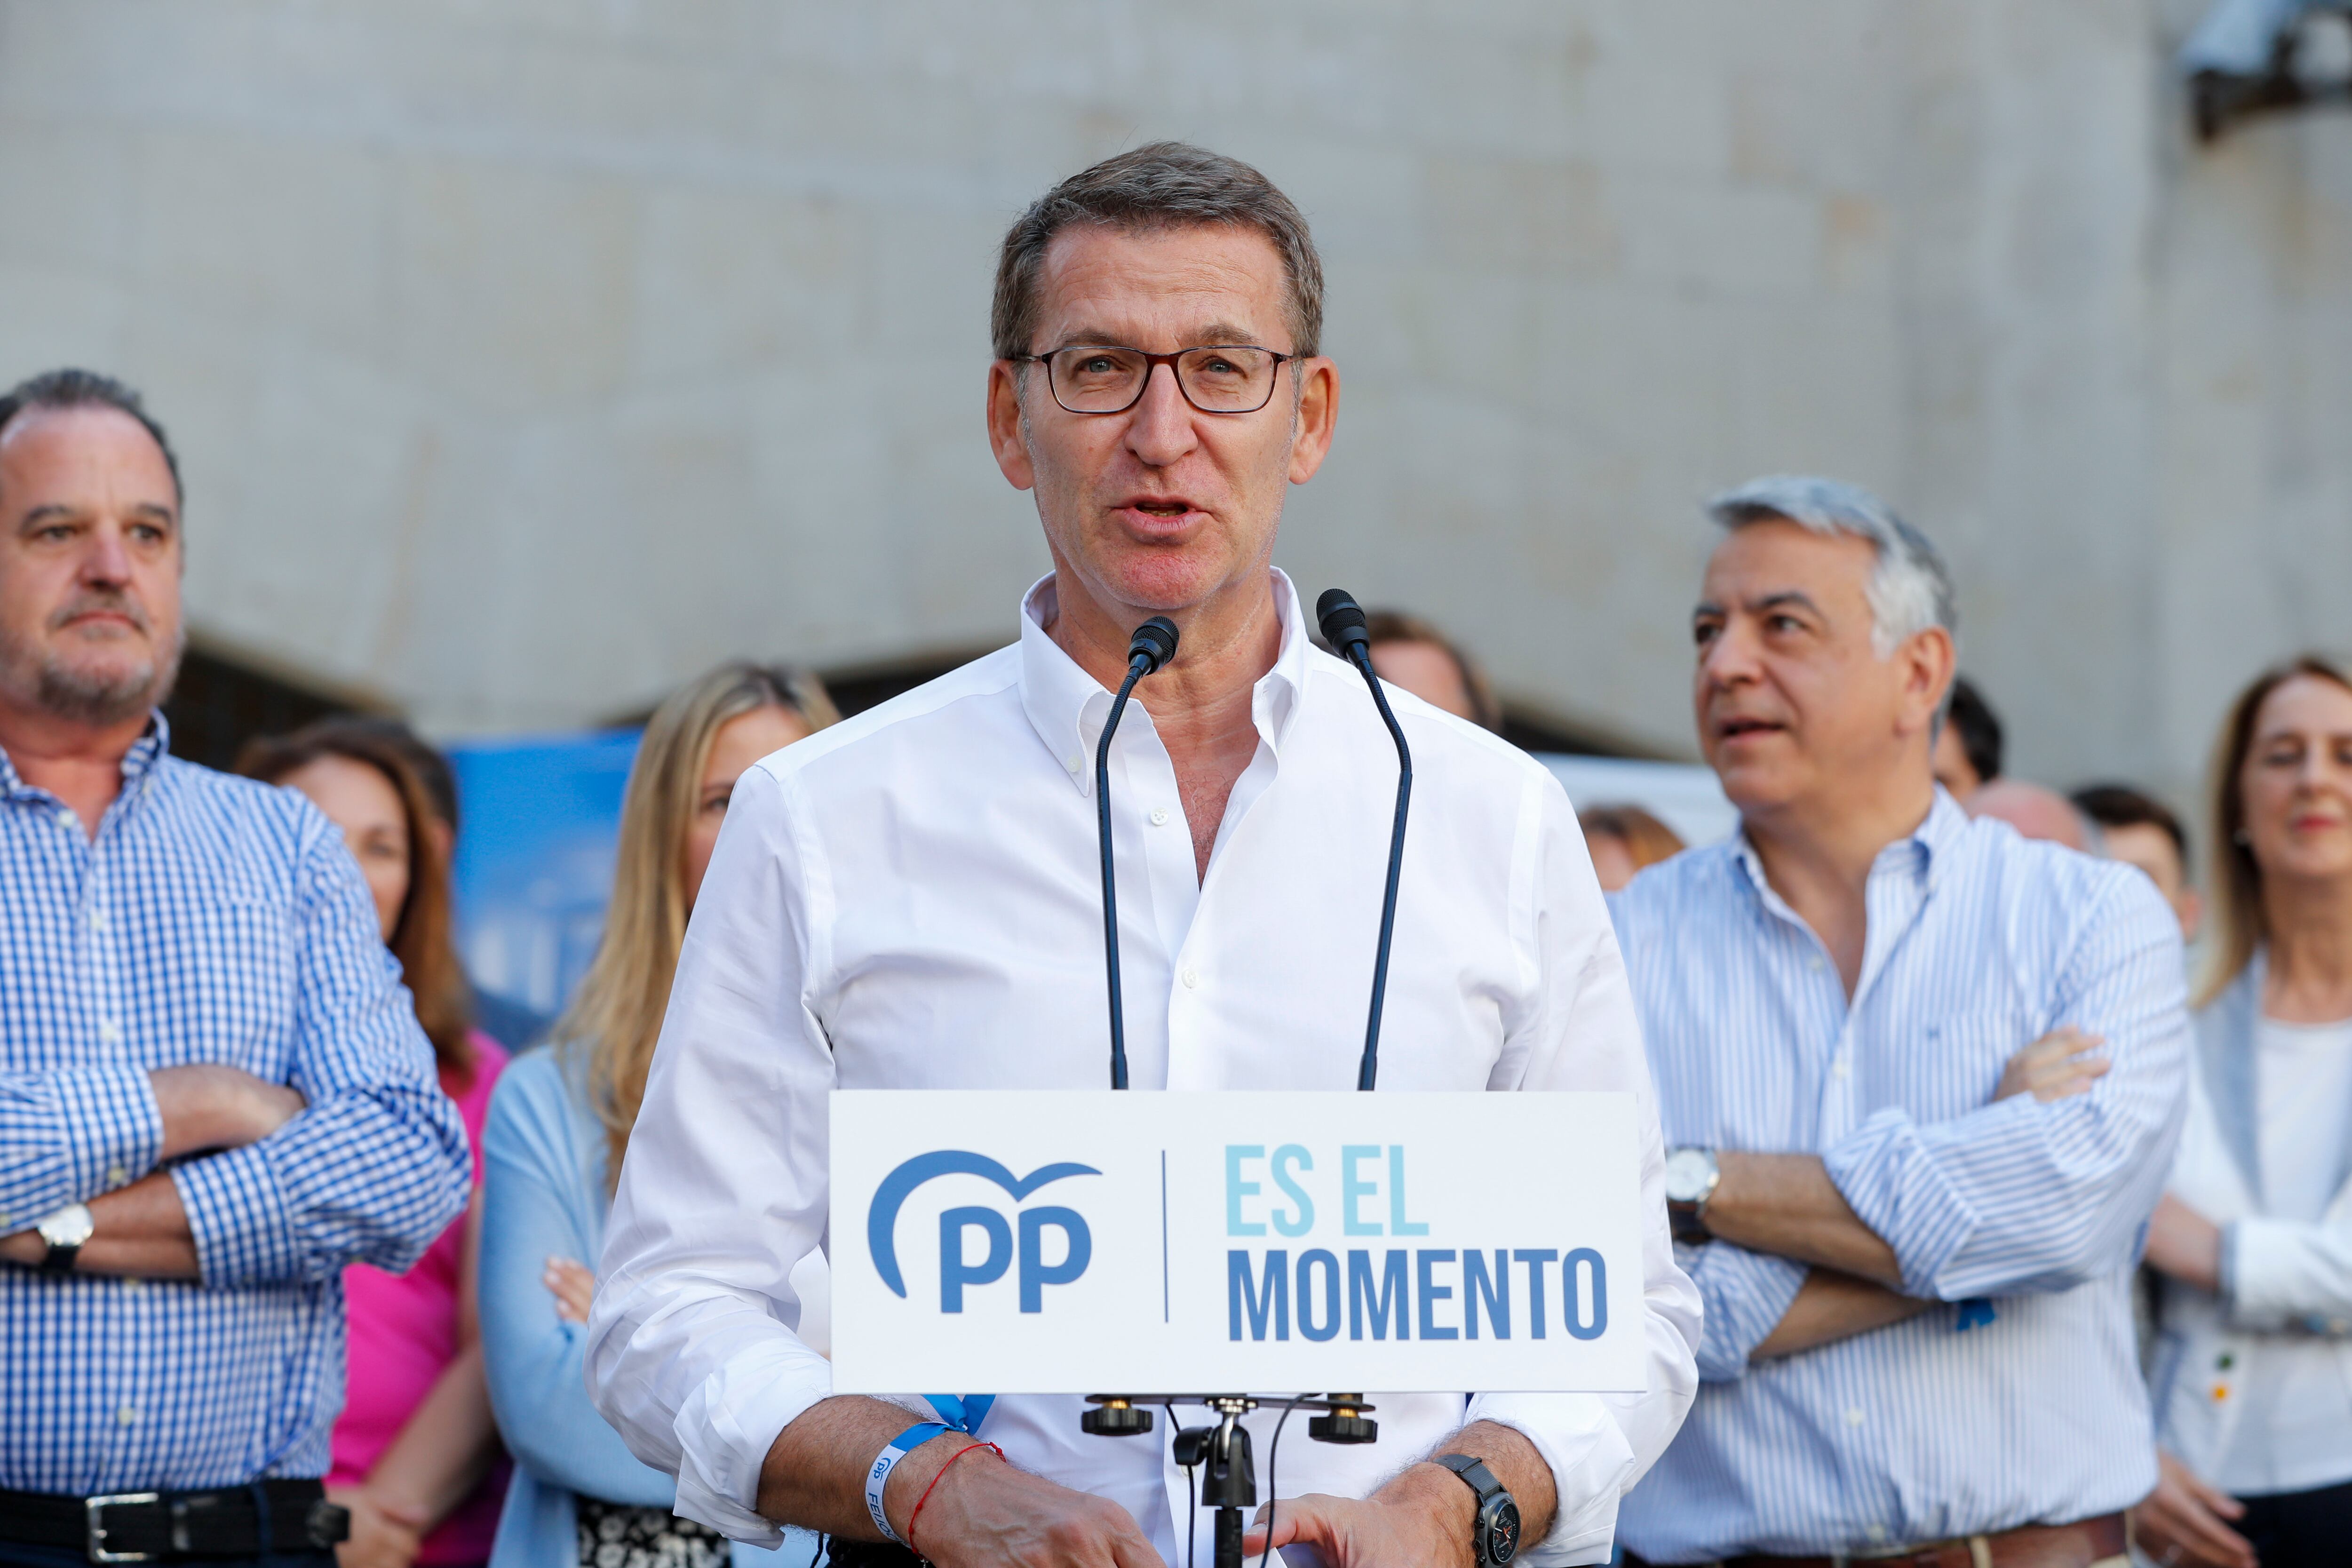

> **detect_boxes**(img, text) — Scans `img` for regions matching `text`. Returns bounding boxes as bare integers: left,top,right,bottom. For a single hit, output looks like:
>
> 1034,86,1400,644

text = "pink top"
330,1031,511,1567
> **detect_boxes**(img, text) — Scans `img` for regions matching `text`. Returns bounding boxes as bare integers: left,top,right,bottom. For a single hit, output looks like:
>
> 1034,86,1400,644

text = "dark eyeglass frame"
1011,344,1298,415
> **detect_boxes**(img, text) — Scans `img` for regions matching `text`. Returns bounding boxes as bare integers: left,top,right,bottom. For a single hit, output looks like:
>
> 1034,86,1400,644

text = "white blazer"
2147,954,2352,1479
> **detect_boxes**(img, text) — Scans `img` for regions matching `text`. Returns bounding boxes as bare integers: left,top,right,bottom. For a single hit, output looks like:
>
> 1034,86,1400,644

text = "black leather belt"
0,1480,348,1563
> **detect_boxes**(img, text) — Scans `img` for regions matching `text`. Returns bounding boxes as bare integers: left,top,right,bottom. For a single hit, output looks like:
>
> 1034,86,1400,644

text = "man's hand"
151,1064,307,1161
754,1395,1162,1565
2129,1450,2253,1568
1246,1422,1553,1568
897,1444,1162,1568
1994,1027,2108,1103
2145,1195,2224,1293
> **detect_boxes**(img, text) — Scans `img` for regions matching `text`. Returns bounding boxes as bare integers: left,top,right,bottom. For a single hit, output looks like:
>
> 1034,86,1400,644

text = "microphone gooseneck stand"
1098,616,1179,1090
1312,589,1414,1092
1083,594,1411,1567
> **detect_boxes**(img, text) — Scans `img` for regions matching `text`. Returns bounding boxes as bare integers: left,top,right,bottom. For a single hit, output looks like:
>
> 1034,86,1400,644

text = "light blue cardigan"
480,1048,819,1568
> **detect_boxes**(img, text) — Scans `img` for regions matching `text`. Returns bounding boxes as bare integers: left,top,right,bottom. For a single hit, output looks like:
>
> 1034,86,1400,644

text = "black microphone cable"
1098,616,1180,1090
1315,589,1412,1092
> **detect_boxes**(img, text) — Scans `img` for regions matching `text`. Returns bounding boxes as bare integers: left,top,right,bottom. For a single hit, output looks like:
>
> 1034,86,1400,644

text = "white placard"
828,1090,1645,1394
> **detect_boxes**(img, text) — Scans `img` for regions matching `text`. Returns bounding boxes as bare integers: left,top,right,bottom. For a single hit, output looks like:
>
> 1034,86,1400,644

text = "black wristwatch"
1435,1453,1519,1566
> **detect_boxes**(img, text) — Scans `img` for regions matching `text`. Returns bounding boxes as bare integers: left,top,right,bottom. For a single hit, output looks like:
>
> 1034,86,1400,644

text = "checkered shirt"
0,716,470,1494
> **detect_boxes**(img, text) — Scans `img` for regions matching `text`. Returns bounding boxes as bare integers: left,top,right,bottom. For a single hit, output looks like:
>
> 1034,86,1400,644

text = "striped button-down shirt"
1610,789,2188,1560
0,718,470,1495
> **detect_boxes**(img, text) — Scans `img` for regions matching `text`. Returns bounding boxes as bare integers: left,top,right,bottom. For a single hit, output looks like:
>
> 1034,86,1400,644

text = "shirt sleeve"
173,804,471,1287
1682,1241,1808,1382
0,1061,164,1227
586,763,836,1547
1821,868,2191,1301
480,1058,676,1507
1469,773,1701,1567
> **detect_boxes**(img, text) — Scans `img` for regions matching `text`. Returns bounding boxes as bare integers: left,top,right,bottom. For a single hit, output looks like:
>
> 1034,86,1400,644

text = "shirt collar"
0,709,170,801
1017,568,1311,796
1730,783,1971,908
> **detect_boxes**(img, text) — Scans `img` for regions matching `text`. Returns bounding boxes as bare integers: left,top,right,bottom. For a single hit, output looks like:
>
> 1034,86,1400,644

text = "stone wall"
0,0,2344,809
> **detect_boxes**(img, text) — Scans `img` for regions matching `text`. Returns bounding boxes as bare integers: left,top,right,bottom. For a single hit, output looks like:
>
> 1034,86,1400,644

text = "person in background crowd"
2134,655,2352,1568
0,368,468,1568
480,662,835,1568
1579,803,1686,892
1363,607,1502,730
342,717,549,1053
1965,776,2097,851
240,720,513,1568
2075,783,2202,944
1611,475,2187,1567
1931,673,2002,800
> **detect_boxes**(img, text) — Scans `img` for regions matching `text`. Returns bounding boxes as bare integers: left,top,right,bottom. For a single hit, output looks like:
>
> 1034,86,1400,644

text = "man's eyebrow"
16,503,80,529
1045,322,1270,352
1749,590,1825,618
129,502,176,525
1692,599,1726,620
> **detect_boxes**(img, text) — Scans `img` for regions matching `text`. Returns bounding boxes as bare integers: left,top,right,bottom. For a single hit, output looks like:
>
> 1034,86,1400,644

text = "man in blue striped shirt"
0,370,470,1567
1613,477,2187,1566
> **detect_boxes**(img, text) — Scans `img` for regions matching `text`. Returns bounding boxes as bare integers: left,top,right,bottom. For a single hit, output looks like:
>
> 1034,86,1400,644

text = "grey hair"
992,142,1324,362
1705,474,1956,658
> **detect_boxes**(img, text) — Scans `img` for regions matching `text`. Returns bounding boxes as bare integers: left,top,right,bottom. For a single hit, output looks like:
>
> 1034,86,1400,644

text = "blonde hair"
2196,653,2352,1007
557,662,839,1187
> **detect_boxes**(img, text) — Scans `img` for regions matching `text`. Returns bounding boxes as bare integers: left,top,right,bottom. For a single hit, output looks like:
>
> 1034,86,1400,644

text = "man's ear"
2178,886,2204,945
1899,625,1957,738
985,360,1037,492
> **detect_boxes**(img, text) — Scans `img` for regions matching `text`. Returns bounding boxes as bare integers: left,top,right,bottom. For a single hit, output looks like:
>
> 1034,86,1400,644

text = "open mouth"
1716,716,1785,742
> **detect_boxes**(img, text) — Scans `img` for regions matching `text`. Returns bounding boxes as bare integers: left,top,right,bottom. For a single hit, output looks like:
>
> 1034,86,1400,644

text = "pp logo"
866,1150,1100,1313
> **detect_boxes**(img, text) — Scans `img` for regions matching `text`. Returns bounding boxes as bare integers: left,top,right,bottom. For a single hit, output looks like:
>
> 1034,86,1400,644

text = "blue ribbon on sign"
926,1394,995,1433
1954,1298,1997,1333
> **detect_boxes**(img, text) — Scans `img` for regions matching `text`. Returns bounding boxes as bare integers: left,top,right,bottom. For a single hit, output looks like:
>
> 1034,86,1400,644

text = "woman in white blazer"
2135,656,2352,1568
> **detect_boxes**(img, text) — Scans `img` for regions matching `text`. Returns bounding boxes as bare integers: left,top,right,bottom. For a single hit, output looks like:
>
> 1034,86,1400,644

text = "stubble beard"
0,601,185,728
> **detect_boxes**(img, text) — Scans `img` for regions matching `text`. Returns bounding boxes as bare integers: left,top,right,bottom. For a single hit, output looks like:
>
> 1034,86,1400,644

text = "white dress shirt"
587,571,1699,1567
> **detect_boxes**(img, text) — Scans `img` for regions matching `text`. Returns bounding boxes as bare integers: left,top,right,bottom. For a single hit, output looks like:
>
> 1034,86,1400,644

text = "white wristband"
864,1421,947,1544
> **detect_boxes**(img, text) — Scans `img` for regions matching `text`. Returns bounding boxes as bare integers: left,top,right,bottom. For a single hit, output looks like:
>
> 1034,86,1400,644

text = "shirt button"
1844,1407,1866,1427
1065,754,1083,774
1150,808,1170,826
1808,955,1826,973
107,1165,129,1187
1831,1058,1850,1080
55,807,76,830
121,1277,143,1292
115,1406,140,1425
98,1019,122,1044
1180,967,1200,989
1865,1523,1888,1543
87,911,108,933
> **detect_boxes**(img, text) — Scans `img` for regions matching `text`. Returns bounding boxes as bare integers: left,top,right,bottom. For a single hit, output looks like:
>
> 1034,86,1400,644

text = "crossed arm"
0,1064,305,1276
1712,1029,2116,1363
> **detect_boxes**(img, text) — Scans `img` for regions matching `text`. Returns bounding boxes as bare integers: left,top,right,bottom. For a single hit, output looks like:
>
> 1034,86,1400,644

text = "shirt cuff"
1822,1107,1979,1298
57,1062,164,1202
1467,1393,1634,1567
173,1143,297,1288
1686,1242,1808,1381
667,1336,837,1546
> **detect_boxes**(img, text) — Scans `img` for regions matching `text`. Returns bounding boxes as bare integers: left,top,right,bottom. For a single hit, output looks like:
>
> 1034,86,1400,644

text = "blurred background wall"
0,0,2345,806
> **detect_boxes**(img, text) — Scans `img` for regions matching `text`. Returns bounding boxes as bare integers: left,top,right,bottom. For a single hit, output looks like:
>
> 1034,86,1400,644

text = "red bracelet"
905,1439,1002,1560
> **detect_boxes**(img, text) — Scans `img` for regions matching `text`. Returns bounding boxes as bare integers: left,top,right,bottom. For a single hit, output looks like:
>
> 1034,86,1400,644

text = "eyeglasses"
1012,344,1296,415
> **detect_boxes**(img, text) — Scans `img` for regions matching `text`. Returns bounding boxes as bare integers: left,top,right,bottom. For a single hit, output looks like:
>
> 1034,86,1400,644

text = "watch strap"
1436,1452,1501,1497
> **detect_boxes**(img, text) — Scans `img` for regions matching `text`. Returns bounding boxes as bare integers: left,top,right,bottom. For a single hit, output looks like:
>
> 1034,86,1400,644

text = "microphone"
1098,616,1179,1090
1315,589,1413,1092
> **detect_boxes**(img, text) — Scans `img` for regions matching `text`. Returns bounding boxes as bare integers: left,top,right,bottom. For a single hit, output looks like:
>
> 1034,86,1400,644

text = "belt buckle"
85,1492,162,1564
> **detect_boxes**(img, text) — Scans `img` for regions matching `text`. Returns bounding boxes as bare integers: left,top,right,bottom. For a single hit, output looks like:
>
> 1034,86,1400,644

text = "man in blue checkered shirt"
0,370,471,1568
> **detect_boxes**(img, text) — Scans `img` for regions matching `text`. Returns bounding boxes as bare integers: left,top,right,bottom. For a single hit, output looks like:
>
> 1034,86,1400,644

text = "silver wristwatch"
1662,1147,1720,1245
36,1202,94,1274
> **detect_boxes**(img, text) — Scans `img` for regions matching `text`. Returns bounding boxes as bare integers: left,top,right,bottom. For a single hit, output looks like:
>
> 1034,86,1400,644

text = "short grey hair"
992,142,1324,361
1705,475,1956,658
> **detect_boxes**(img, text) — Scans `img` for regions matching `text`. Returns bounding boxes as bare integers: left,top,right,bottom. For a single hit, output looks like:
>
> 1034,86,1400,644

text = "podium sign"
828,1090,1645,1394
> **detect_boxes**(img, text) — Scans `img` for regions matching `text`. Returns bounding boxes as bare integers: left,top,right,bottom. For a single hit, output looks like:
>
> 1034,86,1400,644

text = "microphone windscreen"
1129,616,1179,673
1316,589,1371,654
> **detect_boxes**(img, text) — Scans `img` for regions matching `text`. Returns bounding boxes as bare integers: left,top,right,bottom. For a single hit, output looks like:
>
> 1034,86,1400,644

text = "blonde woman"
478,664,837,1568
2137,655,2352,1568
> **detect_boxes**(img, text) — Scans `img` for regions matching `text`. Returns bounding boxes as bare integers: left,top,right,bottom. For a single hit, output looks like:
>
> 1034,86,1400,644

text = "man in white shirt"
586,142,1699,1568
